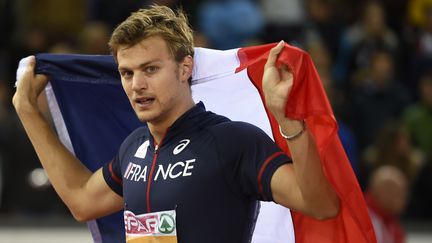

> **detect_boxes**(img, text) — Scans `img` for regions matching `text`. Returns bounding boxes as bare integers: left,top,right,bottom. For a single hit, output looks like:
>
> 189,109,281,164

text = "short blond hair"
108,5,194,62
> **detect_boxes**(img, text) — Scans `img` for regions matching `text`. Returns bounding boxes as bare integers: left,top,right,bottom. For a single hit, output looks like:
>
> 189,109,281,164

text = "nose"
131,72,148,91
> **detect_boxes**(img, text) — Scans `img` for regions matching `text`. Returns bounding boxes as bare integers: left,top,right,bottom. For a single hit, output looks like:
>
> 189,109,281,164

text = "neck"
148,98,195,144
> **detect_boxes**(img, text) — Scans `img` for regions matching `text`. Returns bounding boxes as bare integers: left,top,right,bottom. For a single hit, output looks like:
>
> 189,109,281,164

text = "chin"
134,111,150,122
137,117,148,123
135,111,159,123
137,115,152,123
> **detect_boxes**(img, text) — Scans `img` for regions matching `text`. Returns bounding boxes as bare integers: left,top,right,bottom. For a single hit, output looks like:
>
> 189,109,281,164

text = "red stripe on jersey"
257,151,285,200
109,162,122,185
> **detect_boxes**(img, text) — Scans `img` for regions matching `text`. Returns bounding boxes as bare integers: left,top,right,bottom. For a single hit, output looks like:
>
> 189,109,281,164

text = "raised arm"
263,42,340,220
12,56,123,222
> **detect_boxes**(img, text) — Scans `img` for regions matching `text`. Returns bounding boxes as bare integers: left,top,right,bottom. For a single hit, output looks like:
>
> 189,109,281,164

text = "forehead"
116,36,173,68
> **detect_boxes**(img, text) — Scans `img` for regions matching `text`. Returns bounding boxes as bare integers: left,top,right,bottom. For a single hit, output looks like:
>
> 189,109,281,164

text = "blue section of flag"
35,54,143,243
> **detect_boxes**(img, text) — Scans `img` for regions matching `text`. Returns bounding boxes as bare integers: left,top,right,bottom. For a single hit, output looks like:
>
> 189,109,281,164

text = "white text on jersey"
124,159,196,182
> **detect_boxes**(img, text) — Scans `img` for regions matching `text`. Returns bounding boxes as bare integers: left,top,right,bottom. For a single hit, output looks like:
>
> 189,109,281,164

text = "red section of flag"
236,43,376,243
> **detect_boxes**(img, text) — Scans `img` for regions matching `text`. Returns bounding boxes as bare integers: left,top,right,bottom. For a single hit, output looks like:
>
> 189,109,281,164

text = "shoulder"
213,120,265,132
208,121,272,142
196,109,231,128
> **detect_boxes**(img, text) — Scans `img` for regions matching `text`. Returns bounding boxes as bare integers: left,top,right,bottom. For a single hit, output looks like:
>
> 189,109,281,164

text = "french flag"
16,43,376,243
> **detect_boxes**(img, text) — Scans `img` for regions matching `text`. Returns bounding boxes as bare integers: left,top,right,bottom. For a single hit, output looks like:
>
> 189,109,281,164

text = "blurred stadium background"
0,0,432,242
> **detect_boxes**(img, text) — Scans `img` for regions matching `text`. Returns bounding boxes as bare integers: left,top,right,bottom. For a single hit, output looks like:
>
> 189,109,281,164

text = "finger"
25,56,36,73
28,55,36,67
16,56,36,88
34,74,49,92
265,40,285,69
280,64,293,84
35,74,49,83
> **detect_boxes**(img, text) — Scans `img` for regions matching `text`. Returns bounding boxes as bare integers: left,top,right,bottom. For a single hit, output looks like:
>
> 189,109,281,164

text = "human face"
117,36,192,125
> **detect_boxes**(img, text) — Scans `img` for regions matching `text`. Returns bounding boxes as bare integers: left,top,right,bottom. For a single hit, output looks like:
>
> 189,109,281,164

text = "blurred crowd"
0,0,431,238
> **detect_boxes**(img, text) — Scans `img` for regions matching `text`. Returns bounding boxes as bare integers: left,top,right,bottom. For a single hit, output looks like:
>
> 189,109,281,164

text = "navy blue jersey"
102,102,290,243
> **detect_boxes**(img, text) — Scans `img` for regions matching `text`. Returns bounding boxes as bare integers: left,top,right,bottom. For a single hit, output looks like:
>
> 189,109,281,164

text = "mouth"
134,97,155,109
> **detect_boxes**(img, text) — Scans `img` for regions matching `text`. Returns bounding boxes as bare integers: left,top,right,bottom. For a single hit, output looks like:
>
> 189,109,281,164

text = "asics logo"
173,139,190,155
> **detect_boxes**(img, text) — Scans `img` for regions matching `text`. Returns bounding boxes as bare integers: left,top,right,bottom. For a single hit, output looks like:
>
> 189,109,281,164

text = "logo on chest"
134,140,150,159
124,159,196,182
173,139,190,155
125,139,196,182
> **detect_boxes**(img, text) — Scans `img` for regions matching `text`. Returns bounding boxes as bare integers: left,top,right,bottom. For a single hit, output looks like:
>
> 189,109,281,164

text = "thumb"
24,55,36,74
27,55,36,68
22,55,37,82
16,56,36,88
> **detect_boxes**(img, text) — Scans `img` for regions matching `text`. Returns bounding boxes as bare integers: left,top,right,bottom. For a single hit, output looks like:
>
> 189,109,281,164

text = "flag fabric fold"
237,43,376,243
25,43,375,243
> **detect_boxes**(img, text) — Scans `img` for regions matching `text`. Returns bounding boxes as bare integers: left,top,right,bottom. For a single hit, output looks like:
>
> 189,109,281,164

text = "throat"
147,98,195,143
148,124,168,145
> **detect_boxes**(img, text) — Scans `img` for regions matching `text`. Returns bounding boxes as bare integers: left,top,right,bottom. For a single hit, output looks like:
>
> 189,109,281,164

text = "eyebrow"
118,59,162,71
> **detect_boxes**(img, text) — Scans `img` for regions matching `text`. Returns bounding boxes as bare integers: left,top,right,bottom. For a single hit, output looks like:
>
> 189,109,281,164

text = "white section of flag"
191,48,295,243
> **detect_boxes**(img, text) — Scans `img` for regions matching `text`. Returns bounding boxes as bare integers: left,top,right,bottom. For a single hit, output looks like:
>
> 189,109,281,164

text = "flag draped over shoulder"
25,43,375,243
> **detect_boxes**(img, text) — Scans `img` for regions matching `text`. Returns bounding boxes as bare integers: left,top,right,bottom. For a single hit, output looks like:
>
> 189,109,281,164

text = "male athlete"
13,6,339,243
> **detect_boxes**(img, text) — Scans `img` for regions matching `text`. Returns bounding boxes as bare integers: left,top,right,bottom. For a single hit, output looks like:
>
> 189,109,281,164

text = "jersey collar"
147,102,207,149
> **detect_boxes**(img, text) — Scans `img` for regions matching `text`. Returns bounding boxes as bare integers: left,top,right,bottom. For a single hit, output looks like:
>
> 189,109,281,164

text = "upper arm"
73,131,143,221
270,164,305,213
76,168,123,221
212,122,290,200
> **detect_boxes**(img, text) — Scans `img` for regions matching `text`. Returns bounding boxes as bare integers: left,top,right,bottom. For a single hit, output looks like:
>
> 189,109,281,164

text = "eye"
120,70,133,80
145,66,159,74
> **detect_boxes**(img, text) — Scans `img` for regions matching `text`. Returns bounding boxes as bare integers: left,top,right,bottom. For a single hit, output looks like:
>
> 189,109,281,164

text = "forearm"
15,100,93,211
262,42,339,219
280,119,339,219
12,58,122,220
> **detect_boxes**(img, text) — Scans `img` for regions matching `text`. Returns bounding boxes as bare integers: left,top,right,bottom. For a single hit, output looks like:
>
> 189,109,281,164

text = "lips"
134,96,155,109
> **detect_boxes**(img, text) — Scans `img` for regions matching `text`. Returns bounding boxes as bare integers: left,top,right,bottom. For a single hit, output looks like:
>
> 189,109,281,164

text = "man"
12,6,339,243
365,166,408,243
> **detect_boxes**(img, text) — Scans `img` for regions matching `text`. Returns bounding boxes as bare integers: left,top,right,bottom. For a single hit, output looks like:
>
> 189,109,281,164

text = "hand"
262,41,293,121
12,56,49,112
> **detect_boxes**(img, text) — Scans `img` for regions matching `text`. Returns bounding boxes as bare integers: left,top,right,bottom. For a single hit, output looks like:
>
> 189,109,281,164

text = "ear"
179,55,193,83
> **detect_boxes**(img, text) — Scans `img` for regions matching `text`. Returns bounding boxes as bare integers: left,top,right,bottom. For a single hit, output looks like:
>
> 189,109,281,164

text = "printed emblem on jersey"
123,159,196,182
134,140,150,159
173,139,190,155
124,209,177,243
124,162,147,181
